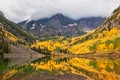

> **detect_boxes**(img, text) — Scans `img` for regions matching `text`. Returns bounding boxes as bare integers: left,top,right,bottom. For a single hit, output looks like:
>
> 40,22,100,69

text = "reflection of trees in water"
31,56,51,64
55,58,70,64
1,57,120,80
0,58,9,74
30,58,120,80
31,56,71,64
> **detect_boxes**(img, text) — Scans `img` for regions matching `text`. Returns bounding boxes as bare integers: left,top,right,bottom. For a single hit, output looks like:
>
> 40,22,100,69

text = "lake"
0,56,120,80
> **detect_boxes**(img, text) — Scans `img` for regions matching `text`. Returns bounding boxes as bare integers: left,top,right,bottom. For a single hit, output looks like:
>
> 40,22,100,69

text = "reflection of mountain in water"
1,57,120,80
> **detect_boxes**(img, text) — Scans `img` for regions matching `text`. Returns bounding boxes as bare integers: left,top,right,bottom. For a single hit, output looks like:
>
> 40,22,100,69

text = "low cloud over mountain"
0,0,120,22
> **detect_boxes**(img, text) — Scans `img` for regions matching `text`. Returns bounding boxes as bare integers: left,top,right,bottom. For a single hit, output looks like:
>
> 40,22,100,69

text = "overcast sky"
0,0,120,23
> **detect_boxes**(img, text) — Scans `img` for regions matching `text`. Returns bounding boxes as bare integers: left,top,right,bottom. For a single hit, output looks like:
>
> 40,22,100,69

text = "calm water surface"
0,56,120,80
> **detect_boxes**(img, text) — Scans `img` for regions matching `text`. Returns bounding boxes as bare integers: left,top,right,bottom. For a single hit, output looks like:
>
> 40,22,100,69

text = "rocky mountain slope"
18,14,105,37
0,13,36,43
0,11,44,58
31,6,120,55
0,11,4,17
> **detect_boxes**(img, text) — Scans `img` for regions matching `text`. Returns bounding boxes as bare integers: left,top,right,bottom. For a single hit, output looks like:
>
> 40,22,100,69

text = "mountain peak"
104,6,120,30
18,14,105,37
54,13,64,17
50,13,68,20
95,6,120,33
0,11,4,17
112,5,120,14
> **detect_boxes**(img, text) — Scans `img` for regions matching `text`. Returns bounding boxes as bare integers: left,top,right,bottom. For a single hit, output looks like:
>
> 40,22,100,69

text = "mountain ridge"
0,11,45,59
31,6,120,55
0,14,36,43
18,14,105,37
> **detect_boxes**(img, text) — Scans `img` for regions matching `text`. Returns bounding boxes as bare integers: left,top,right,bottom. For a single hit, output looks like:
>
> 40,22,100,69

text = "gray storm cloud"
0,0,120,23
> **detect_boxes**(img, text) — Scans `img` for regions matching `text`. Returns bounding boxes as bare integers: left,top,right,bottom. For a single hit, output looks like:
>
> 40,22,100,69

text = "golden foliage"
0,29,18,42
30,58,120,80
2,69,18,80
31,27,120,54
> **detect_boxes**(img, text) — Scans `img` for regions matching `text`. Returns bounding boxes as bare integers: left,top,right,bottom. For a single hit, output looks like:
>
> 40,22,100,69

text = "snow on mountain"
40,25,45,32
62,26,68,28
18,14,106,37
68,23,77,27
30,23,36,30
